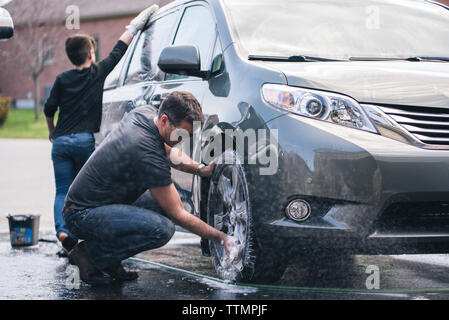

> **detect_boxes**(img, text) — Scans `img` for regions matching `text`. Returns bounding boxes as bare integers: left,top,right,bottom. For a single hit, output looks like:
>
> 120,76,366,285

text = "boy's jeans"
51,133,95,240
63,192,175,270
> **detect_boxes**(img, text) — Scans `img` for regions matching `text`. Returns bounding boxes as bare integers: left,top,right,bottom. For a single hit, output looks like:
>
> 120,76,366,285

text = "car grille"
376,104,449,147
376,202,449,234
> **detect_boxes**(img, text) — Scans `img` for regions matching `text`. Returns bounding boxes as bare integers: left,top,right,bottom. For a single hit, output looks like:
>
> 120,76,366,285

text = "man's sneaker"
68,241,113,286
104,262,139,281
56,248,68,258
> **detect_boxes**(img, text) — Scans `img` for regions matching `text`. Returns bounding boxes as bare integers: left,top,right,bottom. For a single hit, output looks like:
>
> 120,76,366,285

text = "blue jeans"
51,133,95,239
64,192,175,270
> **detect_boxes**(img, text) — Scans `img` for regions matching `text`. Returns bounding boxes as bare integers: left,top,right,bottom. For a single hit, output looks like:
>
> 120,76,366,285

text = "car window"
166,5,216,81
104,50,127,89
125,12,178,85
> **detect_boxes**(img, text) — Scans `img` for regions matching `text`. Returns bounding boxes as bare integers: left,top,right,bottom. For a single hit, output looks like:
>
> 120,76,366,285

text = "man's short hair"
65,34,96,66
158,92,205,125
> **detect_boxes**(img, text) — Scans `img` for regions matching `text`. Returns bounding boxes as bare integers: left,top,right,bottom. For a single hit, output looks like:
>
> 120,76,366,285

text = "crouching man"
63,92,231,285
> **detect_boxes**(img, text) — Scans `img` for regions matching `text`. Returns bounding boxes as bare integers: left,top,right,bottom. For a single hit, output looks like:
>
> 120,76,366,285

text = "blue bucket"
7,215,40,247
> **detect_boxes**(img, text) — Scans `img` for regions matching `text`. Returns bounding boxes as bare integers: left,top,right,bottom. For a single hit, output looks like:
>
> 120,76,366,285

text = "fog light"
286,199,311,222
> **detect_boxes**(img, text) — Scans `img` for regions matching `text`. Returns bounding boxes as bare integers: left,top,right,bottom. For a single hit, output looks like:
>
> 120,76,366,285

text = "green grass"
0,109,50,139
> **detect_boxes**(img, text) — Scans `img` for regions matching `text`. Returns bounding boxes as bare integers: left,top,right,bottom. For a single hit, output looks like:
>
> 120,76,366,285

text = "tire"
206,150,287,283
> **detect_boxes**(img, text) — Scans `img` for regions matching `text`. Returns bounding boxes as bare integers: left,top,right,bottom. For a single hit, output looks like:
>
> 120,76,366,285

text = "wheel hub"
213,166,248,272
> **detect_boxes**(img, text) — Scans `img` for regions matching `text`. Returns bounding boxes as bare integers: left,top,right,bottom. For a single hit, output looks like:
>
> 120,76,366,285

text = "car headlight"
262,84,378,133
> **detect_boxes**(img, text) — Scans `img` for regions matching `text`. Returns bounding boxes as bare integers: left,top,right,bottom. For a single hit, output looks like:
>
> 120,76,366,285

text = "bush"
0,94,11,128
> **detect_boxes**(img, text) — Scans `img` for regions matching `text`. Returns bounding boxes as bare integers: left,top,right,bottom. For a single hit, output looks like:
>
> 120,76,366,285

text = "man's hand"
48,132,54,143
221,234,232,255
129,4,159,32
199,161,217,178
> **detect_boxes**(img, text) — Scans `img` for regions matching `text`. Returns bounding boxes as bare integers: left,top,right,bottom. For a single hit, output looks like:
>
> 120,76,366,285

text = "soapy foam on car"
223,236,242,265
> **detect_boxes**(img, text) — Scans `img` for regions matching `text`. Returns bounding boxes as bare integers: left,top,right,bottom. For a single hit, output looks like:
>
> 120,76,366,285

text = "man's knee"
140,213,175,248
133,192,165,215
160,220,175,246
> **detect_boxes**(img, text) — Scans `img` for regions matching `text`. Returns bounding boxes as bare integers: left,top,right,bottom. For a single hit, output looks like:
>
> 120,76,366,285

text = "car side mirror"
210,53,224,76
158,45,210,79
0,8,14,40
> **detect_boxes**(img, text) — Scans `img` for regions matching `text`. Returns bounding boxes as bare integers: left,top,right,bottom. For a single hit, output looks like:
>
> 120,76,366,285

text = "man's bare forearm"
165,144,216,178
166,145,199,174
150,184,226,245
173,208,224,244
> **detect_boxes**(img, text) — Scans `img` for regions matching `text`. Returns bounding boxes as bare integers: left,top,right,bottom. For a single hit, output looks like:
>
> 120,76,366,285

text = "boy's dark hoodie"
44,40,128,140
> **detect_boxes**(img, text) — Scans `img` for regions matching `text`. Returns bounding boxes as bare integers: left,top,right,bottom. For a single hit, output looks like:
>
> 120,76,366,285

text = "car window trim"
121,8,181,87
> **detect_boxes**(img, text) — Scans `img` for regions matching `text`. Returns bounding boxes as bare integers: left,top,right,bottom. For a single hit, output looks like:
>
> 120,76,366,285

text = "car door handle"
126,100,135,112
149,94,162,107
126,98,146,112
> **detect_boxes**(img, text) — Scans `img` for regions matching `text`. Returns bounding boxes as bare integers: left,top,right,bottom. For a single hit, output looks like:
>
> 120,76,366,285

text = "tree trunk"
33,75,40,121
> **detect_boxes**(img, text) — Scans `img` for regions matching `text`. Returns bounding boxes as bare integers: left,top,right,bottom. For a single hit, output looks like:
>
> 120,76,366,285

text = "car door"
151,3,218,215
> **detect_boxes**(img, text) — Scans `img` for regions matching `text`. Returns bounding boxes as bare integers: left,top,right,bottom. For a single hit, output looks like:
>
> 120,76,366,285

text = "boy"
44,4,159,255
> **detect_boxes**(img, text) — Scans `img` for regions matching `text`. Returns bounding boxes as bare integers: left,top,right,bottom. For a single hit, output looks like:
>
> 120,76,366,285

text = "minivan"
101,0,449,283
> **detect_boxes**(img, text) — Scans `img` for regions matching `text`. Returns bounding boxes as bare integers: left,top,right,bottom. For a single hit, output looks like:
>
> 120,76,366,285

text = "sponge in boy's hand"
129,4,159,31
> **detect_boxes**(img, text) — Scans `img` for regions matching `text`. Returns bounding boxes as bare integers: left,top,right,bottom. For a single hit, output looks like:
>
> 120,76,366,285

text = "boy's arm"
98,5,159,76
43,77,61,142
119,31,133,47
46,117,55,143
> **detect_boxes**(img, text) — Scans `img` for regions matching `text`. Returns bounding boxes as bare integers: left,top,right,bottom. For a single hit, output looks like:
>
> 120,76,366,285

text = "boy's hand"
129,5,159,32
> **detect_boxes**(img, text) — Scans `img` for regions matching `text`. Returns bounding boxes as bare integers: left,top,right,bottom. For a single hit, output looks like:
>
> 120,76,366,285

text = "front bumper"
251,113,449,254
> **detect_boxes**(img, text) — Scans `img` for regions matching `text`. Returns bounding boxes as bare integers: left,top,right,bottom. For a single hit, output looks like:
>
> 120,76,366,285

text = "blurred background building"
0,0,172,110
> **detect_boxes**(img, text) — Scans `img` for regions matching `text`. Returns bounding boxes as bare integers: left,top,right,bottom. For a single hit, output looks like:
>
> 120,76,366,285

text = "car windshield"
222,0,449,60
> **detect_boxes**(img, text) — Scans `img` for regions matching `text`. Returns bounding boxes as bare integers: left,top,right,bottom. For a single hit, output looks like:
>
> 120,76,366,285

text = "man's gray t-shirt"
64,106,172,212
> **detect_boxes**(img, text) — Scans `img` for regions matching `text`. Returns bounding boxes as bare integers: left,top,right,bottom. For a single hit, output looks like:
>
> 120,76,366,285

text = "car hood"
262,61,449,108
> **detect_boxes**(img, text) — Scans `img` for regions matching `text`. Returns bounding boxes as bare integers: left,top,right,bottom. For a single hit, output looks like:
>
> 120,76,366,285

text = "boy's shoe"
68,241,113,286
56,236,78,263
104,262,139,281
62,236,77,252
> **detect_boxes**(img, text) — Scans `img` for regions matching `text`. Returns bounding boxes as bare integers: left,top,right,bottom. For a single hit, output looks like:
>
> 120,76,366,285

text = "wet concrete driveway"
3,140,449,300
3,231,449,300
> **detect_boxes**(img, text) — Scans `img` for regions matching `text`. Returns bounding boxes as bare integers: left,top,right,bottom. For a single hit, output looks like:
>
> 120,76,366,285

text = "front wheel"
207,151,287,283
